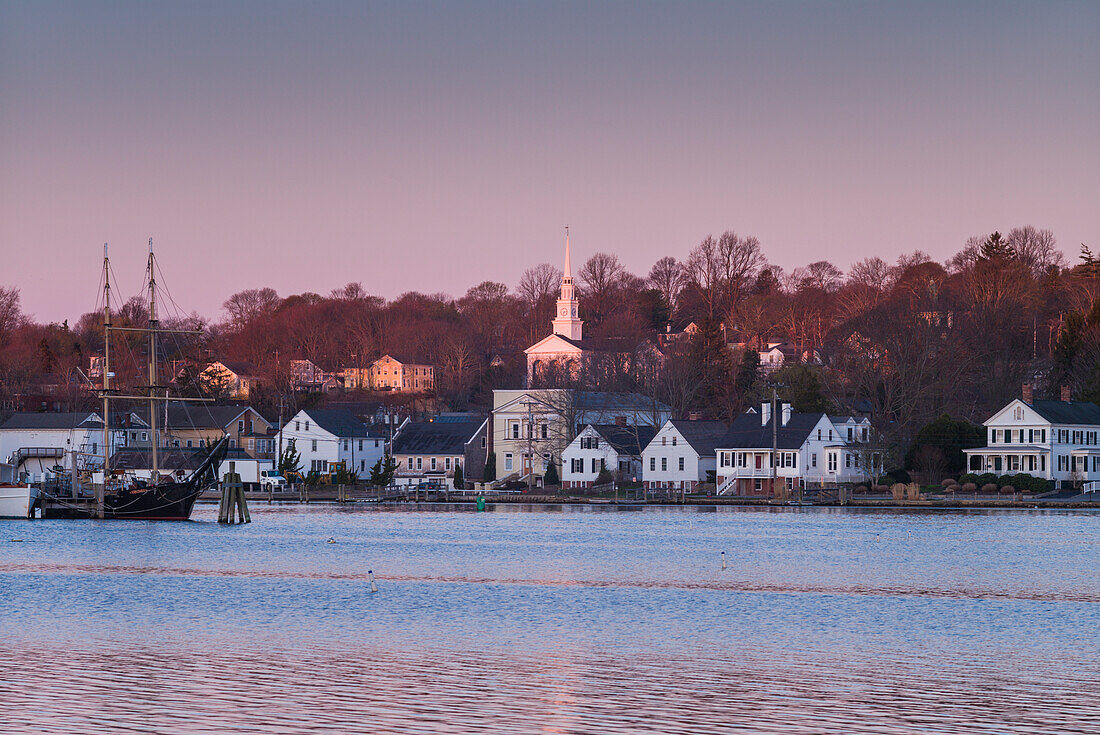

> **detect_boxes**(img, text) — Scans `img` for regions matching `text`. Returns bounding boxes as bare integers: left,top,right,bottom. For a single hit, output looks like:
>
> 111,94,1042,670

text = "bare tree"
0,286,23,346
578,253,626,324
647,256,683,315
1006,226,1066,277
222,288,280,327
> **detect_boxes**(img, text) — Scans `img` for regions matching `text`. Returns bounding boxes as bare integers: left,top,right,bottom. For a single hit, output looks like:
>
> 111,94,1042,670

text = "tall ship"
91,240,227,520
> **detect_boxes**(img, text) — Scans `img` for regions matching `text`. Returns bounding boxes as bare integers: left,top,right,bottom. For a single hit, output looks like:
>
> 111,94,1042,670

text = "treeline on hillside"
1,225,1098,469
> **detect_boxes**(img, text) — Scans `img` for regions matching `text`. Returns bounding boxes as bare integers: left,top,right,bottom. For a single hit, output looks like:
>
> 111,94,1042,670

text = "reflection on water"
2,504,1099,734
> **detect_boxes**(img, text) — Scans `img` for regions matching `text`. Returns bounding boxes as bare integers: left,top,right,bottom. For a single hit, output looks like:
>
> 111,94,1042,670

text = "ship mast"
148,238,159,481
99,244,111,519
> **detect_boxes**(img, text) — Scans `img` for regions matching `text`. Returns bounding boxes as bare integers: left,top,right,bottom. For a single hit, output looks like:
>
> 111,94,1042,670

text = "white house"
561,423,657,489
276,408,385,477
642,419,729,491
0,411,148,480
715,402,872,497
962,385,1100,488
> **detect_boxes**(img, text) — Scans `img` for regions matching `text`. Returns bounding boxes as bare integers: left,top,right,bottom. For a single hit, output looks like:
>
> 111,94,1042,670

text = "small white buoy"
721,551,727,570
368,569,378,594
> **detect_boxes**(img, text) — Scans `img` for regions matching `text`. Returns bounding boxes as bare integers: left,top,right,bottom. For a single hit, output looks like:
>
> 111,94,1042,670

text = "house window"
238,420,244,433
662,436,667,446
431,457,437,471
847,428,853,441
845,454,851,468
678,457,684,471
861,428,868,441
661,457,667,471
343,440,349,451
186,440,193,448
650,457,655,471
817,429,821,440
540,424,547,439
295,421,300,431
311,440,317,451
828,453,837,472
591,458,598,473
511,423,519,439
305,421,310,432
812,453,817,468
417,457,423,470
359,440,363,451
141,432,148,441
505,453,513,471
672,436,677,446
445,457,451,470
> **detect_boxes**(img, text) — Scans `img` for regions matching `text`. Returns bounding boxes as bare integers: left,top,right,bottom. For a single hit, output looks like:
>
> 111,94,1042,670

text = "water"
2,504,1099,734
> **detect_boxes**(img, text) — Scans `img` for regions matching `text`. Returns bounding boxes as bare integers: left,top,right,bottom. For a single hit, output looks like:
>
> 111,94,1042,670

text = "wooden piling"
218,472,250,524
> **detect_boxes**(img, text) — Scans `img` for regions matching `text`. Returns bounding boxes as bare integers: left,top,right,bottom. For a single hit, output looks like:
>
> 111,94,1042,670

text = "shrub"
595,467,614,486
959,473,979,486
980,483,997,494
944,484,956,494
1000,484,1015,495
542,460,558,486
906,483,921,501
962,482,977,493
884,469,912,485
941,478,958,487
891,483,906,501
872,484,890,493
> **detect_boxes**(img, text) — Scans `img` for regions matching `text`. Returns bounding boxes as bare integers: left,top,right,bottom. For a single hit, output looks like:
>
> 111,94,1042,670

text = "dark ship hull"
104,482,205,520
102,439,228,521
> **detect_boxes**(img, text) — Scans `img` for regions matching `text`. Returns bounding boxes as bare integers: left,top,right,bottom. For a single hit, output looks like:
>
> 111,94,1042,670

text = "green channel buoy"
476,496,485,512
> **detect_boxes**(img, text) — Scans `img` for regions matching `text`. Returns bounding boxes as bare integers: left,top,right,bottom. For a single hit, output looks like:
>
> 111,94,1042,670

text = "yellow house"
367,355,434,393
199,361,260,399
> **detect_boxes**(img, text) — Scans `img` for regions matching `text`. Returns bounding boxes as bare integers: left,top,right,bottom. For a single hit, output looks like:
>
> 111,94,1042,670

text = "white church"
524,230,596,385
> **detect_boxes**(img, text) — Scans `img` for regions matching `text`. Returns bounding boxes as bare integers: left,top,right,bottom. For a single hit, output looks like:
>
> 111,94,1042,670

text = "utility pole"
771,388,778,499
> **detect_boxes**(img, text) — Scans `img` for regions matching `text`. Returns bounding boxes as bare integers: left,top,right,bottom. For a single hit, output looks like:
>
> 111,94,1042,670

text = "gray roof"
110,446,250,471
303,408,369,438
1028,400,1100,426
667,419,730,455
572,391,672,415
718,412,825,450
391,420,482,455
588,424,658,457
0,412,99,430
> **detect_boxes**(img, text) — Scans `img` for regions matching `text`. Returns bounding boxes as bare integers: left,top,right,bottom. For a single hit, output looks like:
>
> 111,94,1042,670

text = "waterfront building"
714,402,873,496
0,411,130,478
641,419,729,491
962,384,1100,488
490,389,671,485
150,404,275,460
390,417,485,485
560,423,656,488
276,408,384,476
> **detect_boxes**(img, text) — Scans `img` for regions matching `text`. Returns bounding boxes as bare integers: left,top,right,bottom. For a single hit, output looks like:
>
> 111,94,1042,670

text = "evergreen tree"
452,464,465,489
979,231,1014,262
773,363,831,414
904,413,985,474
689,316,736,417
484,452,497,482
543,457,559,486
278,443,302,477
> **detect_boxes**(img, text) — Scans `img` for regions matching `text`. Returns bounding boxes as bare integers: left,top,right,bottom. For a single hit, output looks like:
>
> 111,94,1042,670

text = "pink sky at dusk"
1,0,1097,324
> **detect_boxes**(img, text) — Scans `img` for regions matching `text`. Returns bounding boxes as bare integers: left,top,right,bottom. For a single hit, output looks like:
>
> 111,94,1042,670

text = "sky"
1,0,1097,323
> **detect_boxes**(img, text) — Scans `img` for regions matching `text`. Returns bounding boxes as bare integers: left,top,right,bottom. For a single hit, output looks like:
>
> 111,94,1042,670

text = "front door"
755,454,762,470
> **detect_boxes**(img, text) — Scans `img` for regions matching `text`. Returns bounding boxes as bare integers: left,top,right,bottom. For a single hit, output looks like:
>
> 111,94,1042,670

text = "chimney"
688,411,703,421
1022,383,1033,405
761,402,772,426
1061,385,1072,403
781,402,792,426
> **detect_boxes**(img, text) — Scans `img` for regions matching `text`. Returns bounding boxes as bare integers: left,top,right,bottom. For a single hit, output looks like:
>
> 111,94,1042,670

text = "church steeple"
552,226,583,341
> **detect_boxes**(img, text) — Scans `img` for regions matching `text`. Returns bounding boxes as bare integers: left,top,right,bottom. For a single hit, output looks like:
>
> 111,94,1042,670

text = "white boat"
0,484,38,519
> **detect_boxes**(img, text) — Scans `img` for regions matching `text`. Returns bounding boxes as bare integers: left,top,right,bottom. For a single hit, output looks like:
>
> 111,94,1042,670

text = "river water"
2,504,1098,734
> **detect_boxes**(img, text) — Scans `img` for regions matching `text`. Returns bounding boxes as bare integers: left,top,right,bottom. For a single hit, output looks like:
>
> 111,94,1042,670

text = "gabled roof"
391,419,483,455
155,404,257,431
718,412,826,450
0,412,99,430
209,360,258,377
586,424,658,456
373,353,428,366
301,408,369,438
109,446,251,471
666,419,729,455
1027,400,1100,426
